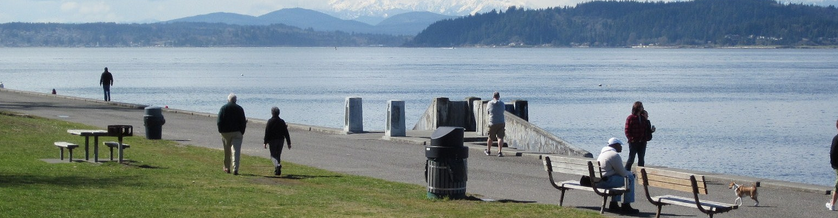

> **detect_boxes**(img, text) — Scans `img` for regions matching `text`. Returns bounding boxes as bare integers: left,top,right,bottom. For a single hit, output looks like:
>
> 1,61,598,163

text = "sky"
0,0,834,23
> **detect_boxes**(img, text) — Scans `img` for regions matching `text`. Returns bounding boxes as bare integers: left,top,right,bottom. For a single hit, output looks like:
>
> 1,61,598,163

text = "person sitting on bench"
597,137,640,214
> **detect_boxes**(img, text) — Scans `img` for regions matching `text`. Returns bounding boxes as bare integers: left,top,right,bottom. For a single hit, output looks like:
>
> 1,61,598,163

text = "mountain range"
166,8,455,36
326,0,527,22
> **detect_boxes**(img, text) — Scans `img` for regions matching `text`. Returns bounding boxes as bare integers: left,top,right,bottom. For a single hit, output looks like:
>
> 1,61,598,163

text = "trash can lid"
144,106,163,116
430,126,464,147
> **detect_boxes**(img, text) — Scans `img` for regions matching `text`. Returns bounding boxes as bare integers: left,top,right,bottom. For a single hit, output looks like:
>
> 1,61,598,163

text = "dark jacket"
264,116,291,144
217,102,246,134
100,72,113,86
831,135,838,169
624,114,646,143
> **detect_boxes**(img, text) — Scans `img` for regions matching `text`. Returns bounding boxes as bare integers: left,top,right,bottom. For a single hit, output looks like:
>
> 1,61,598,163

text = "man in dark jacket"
99,67,113,101
263,106,291,176
217,93,246,175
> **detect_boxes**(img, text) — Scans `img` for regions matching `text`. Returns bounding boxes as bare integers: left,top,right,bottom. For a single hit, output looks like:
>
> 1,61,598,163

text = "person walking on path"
624,101,648,171
263,106,291,176
484,91,506,157
598,137,640,214
827,118,838,211
99,67,113,101
217,93,247,175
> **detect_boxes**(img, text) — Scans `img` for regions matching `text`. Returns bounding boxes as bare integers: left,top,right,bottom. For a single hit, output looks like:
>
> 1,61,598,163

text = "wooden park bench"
103,141,130,161
54,141,79,162
638,167,738,218
542,155,630,214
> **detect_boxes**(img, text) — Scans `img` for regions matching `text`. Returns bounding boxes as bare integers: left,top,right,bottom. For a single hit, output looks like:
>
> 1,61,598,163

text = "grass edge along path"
0,111,603,218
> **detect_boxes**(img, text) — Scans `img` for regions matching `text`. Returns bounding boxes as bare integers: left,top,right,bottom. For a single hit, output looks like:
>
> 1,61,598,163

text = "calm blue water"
1,47,837,186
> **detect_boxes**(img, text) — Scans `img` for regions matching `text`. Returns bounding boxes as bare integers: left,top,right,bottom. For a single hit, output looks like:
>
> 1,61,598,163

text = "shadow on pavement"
464,195,537,203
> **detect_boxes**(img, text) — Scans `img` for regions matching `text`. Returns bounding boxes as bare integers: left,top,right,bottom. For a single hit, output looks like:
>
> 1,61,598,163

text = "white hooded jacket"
597,146,631,178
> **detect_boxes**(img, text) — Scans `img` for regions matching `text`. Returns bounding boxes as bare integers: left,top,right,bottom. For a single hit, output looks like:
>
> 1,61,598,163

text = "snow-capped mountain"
327,0,529,20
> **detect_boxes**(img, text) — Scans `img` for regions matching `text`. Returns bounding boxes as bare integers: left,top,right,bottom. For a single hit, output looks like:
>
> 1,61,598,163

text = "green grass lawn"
0,111,603,218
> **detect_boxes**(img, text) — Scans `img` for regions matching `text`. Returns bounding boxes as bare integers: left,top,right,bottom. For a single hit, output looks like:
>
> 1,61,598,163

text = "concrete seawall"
502,111,592,157
413,97,592,157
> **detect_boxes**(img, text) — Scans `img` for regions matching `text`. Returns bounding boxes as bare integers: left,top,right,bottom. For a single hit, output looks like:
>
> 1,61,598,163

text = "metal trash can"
143,106,165,139
425,126,468,199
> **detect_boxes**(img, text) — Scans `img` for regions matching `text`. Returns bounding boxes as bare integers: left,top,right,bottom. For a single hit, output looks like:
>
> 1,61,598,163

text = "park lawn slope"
0,111,602,217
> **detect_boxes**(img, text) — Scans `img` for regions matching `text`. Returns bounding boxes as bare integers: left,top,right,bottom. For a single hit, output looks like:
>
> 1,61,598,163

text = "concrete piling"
385,100,405,137
344,97,363,133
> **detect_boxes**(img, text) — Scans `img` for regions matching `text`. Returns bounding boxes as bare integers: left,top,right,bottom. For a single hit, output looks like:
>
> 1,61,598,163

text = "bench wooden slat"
550,164,591,176
639,167,707,194
543,155,596,176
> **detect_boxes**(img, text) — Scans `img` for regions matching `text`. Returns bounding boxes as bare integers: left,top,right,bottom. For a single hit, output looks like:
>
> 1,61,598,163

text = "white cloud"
77,2,111,14
55,1,117,23
60,2,78,12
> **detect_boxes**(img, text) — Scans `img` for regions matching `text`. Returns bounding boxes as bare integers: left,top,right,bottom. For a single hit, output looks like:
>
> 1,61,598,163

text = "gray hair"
271,106,280,117
227,93,237,103
493,91,500,99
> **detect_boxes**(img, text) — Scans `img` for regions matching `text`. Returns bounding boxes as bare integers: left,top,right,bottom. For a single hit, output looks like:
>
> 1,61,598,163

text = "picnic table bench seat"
103,141,130,161
54,141,79,162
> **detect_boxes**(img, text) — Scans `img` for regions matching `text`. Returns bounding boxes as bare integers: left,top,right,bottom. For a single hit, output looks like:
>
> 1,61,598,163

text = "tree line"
0,22,410,47
407,0,838,47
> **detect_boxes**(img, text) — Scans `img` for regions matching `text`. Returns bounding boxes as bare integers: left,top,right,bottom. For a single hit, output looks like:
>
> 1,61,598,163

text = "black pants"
267,139,285,167
625,141,647,171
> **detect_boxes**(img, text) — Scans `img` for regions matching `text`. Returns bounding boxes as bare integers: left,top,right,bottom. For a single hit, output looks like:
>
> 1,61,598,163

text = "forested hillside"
407,0,838,47
0,22,408,47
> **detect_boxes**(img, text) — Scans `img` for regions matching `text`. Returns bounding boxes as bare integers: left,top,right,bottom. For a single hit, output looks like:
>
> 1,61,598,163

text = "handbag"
645,119,653,141
580,175,592,187
579,175,603,187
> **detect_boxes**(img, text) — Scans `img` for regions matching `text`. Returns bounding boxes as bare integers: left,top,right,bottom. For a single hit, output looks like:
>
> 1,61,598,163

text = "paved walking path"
1,88,834,218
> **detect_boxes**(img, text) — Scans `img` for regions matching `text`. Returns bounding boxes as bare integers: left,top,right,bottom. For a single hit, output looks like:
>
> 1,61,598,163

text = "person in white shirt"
596,137,640,214
484,91,506,157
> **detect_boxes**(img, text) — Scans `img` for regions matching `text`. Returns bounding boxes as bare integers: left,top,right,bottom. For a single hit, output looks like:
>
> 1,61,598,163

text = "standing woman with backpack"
624,101,654,171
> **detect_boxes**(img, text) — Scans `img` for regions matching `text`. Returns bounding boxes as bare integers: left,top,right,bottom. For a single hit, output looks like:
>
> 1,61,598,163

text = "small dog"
729,182,759,206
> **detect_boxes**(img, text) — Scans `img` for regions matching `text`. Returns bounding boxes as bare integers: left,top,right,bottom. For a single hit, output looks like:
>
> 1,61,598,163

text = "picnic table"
67,125,132,163
67,129,109,162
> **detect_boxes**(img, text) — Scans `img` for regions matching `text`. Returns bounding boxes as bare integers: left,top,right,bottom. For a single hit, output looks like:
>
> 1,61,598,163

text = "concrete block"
344,97,363,133
472,99,486,136
385,100,405,137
